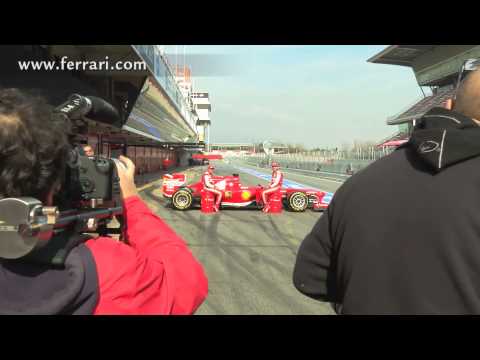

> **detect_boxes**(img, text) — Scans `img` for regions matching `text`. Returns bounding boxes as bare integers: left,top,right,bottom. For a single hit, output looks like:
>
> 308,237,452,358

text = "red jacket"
85,196,208,315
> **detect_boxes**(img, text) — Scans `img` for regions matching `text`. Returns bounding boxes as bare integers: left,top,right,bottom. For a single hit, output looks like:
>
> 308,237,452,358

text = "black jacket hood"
405,107,480,172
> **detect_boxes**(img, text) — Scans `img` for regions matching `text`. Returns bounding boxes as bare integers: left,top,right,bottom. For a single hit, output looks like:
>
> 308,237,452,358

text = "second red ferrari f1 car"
162,173,330,212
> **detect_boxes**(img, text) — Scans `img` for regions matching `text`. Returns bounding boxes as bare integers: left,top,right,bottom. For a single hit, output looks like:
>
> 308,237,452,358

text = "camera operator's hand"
115,155,138,200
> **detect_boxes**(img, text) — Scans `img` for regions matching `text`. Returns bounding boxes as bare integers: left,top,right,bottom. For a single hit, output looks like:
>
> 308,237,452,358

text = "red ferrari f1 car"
162,173,330,212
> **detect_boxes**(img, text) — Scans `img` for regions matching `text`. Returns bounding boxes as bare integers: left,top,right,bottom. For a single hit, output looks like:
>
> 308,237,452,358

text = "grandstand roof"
368,45,435,67
378,139,408,147
387,87,455,125
377,130,410,147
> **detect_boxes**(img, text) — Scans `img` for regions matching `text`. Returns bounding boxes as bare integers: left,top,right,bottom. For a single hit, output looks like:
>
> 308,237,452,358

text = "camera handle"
0,197,123,259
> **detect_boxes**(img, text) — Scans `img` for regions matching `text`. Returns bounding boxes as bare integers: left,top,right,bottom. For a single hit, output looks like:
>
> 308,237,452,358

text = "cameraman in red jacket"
0,88,208,315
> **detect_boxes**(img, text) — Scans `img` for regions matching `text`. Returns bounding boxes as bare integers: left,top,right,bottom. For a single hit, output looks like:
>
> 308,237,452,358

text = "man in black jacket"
293,68,480,314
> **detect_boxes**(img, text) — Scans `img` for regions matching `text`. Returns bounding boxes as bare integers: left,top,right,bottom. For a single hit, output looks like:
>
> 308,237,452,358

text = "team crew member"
202,164,222,212
262,162,283,213
82,144,95,157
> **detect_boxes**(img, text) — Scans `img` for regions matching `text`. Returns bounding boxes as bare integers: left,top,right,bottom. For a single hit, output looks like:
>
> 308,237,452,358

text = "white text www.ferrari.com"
18,56,146,72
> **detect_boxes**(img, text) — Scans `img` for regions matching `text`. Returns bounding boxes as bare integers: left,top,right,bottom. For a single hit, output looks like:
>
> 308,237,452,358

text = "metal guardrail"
235,150,399,183
281,167,351,180
244,155,374,174
238,159,351,182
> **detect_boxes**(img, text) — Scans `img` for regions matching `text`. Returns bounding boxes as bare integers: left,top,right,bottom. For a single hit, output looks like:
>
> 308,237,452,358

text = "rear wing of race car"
162,173,187,197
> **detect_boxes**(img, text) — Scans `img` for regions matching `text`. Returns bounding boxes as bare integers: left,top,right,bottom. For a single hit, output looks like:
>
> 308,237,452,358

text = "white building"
191,92,212,148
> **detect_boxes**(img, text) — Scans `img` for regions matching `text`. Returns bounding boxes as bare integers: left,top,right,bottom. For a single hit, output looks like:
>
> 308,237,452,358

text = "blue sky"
165,45,425,148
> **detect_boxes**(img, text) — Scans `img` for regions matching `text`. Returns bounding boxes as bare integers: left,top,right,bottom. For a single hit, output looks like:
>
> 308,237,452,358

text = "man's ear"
445,98,454,110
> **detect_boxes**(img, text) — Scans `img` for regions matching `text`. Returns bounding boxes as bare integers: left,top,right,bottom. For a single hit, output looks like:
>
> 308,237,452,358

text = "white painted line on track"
234,162,346,184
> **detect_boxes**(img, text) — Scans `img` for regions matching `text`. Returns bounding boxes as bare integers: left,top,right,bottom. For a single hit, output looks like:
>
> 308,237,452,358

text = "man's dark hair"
0,88,71,201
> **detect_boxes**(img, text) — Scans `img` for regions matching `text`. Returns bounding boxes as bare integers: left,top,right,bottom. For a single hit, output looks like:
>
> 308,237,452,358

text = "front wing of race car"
282,188,330,211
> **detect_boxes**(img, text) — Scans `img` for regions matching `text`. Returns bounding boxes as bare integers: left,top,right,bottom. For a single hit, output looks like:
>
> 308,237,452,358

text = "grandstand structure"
369,45,480,145
376,131,409,148
173,65,212,149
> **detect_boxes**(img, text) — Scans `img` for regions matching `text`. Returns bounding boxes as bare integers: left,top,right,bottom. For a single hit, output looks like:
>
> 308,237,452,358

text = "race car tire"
172,189,193,210
287,192,308,212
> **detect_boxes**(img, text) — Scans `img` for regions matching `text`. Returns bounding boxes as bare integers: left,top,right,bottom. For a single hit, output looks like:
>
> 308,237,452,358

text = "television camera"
0,94,128,263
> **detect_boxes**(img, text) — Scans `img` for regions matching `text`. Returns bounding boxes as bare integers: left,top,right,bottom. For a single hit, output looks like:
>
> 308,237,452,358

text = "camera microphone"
55,94,123,128
86,96,123,128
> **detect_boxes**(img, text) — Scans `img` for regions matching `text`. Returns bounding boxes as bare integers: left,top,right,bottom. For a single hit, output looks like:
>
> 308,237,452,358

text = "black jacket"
293,107,480,314
0,232,98,315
